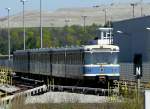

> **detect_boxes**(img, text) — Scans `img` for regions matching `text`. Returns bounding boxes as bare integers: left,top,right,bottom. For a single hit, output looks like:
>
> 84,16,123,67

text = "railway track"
10,76,119,96
14,83,115,96
46,85,118,96
0,76,120,105
13,75,150,96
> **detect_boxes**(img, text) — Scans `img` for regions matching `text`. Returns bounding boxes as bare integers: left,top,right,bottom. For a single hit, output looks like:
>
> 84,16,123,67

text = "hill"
0,3,150,28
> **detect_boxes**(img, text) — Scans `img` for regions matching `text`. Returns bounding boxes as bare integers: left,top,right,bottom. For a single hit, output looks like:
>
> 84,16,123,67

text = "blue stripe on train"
84,66,120,75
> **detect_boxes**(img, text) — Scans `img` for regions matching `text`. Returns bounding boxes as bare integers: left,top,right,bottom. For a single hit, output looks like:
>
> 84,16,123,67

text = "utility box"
133,54,142,78
145,90,150,109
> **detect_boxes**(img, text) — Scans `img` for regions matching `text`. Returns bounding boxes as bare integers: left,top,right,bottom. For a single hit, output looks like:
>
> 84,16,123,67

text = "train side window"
32,54,33,63
58,54,60,64
56,54,59,64
73,53,75,64
70,54,72,64
54,54,56,64
70,53,72,64
60,54,62,64
71,53,76,64
43,53,45,63
51,53,53,63
46,53,49,63
33,54,35,63
54,53,57,64
74,53,77,64
57,54,59,64
49,52,51,64
67,53,70,64
67,53,69,64
62,53,64,64
79,53,81,64
66,53,69,64
53,54,55,64
66,53,68,64
59,53,62,64
77,53,79,64
59,53,61,64
55,54,57,64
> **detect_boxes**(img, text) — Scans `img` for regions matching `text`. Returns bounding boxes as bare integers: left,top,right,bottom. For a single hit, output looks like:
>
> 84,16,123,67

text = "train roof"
14,46,84,53
84,44,119,51
14,44,119,54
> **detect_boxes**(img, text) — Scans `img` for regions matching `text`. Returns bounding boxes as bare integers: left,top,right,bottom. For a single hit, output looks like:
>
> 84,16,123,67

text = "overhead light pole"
5,8,11,61
130,3,137,18
109,3,114,26
40,0,43,48
140,0,143,16
93,5,107,25
20,0,27,50
103,8,107,25
81,15,87,32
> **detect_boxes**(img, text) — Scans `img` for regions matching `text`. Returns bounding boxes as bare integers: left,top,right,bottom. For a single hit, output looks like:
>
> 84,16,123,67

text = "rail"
47,85,119,95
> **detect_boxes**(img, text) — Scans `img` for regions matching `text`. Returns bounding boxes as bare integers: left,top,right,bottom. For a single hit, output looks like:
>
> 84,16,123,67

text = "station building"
113,16,150,82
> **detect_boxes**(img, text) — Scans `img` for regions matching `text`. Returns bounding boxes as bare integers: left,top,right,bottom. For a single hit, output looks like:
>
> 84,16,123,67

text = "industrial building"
113,16,150,82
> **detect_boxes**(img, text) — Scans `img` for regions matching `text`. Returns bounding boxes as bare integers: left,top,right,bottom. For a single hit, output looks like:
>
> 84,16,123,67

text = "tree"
0,24,102,54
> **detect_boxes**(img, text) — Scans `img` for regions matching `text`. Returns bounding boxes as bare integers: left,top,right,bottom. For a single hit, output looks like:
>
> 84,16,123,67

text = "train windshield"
84,52,118,64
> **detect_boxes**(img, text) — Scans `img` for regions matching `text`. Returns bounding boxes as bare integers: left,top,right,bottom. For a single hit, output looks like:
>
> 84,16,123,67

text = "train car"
0,55,13,68
13,28,120,84
29,49,52,76
13,50,30,74
51,47,83,79
14,47,84,80
83,28,120,82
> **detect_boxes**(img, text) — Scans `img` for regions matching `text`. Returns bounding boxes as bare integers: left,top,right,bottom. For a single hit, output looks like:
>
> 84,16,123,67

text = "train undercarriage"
15,72,119,88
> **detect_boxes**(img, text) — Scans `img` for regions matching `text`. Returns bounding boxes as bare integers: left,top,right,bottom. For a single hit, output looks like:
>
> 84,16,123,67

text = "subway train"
13,28,120,85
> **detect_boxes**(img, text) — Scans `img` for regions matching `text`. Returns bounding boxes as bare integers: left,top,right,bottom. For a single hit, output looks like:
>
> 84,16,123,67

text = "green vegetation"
0,24,101,54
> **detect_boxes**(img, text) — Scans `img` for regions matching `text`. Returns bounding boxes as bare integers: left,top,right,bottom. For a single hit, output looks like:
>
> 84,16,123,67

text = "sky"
0,0,149,17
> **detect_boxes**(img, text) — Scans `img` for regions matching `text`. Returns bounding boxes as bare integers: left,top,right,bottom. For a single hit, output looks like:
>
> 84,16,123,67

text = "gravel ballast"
25,91,108,103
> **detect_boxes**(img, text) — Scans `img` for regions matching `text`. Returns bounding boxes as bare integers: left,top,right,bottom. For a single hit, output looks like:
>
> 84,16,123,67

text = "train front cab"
83,47,120,83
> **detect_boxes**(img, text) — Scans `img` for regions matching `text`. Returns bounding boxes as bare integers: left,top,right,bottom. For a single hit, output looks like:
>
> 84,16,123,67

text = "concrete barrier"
145,90,150,109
